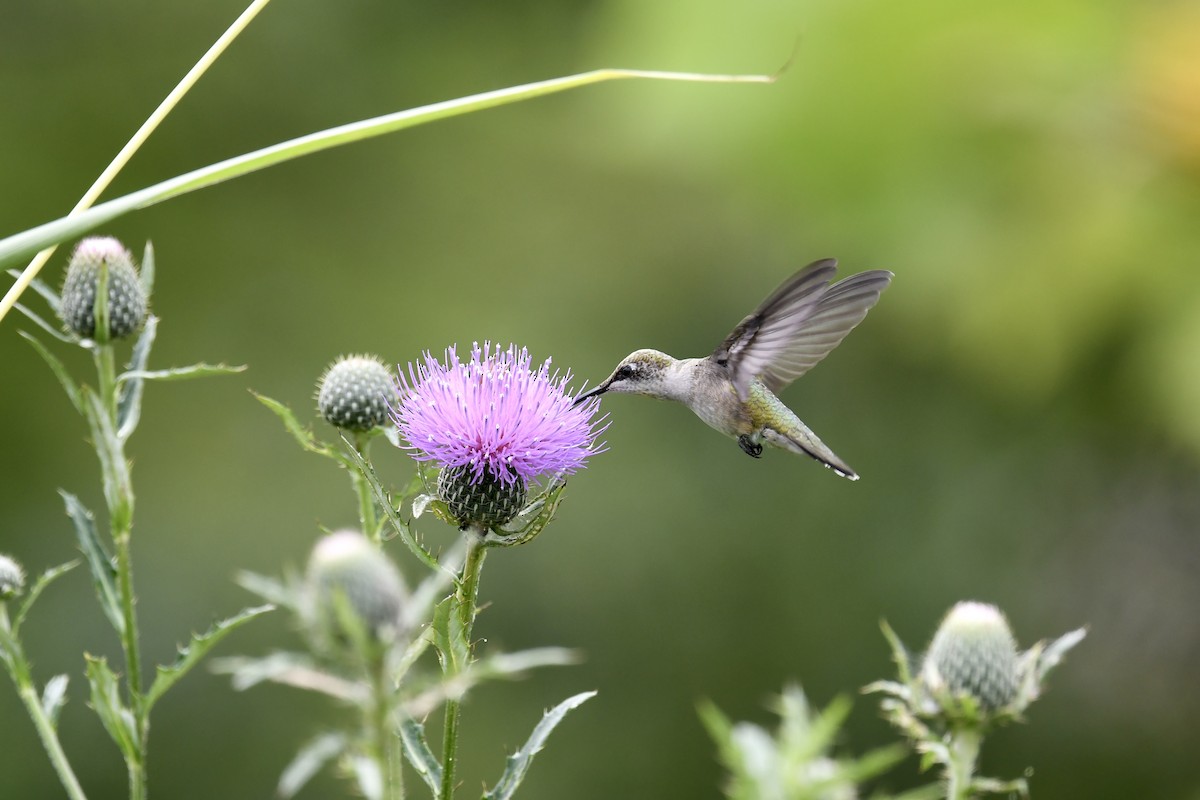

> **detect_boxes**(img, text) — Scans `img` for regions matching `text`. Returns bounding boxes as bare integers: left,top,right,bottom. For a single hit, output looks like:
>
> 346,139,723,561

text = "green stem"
350,433,380,544
439,529,488,800
370,658,404,800
19,683,90,800
94,341,148,800
946,727,982,800
95,346,118,417
113,531,143,701
1,608,89,800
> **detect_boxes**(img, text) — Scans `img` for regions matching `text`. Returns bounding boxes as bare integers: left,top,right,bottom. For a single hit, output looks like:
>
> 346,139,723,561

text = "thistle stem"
20,682,90,800
1,607,89,800
95,343,118,419
946,727,982,800
439,529,488,800
370,658,404,800
113,530,144,700
94,342,148,800
350,432,381,544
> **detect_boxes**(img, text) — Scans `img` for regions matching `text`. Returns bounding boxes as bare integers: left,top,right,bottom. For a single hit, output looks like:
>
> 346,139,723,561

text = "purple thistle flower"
391,342,607,487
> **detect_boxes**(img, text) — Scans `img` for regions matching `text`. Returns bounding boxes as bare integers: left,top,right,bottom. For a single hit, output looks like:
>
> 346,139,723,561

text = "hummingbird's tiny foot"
738,434,763,459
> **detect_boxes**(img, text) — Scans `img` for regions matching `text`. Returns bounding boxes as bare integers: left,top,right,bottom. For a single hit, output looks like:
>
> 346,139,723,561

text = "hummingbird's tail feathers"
761,426,859,480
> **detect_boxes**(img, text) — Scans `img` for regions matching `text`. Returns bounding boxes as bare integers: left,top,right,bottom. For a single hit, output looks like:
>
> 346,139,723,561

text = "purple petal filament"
392,342,607,486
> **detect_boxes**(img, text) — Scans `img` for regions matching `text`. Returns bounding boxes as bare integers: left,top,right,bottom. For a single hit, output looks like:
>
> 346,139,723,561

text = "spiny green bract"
316,355,396,432
59,236,147,340
438,465,528,529
922,601,1019,712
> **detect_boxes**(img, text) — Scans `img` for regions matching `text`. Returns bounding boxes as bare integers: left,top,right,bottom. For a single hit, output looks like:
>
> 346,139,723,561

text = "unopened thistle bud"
437,465,527,529
306,530,406,645
317,355,396,431
59,237,147,340
0,554,26,600
922,601,1020,712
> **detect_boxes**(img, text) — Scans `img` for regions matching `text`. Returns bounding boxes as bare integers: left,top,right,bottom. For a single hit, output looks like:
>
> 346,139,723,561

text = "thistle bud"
58,237,147,340
921,601,1020,712
317,355,396,431
437,465,527,529
306,531,406,646
0,554,26,600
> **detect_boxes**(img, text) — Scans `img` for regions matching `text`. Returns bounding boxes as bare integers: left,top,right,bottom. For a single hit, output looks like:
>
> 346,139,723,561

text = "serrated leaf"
15,303,74,343
41,674,70,728
862,679,909,701
697,698,737,763
478,648,579,678
20,331,83,413
488,479,567,548
59,491,124,636
403,647,578,721
116,315,158,440
1037,627,1086,683
879,620,913,686
85,655,140,761
7,267,62,312
789,692,851,764
483,690,597,800
119,363,245,383
971,776,1030,797
211,652,368,702
837,742,909,784
350,753,383,800
398,715,443,793
143,604,272,712
341,437,439,570
14,560,79,635
277,731,348,798
235,570,301,611
254,392,342,459
138,241,154,298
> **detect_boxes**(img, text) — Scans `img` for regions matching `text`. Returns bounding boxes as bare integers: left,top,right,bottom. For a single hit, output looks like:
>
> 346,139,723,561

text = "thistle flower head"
0,554,25,600
391,342,606,488
59,236,147,340
316,354,396,431
305,530,406,647
921,601,1020,713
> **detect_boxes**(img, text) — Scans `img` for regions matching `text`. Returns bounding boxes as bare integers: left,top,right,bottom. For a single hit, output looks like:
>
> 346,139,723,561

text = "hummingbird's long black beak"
573,382,608,406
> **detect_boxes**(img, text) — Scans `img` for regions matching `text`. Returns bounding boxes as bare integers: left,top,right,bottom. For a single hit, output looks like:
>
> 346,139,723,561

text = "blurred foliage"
2,1,1199,799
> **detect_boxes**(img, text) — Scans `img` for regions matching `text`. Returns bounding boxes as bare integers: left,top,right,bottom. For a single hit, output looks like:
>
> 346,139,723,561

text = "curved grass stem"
0,0,274,325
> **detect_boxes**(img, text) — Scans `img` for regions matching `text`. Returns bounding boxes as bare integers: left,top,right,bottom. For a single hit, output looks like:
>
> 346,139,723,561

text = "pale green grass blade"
0,67,774,279
0,0,273,325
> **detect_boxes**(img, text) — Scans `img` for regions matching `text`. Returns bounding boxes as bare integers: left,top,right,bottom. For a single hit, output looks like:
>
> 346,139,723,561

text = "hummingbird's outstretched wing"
713,259,893,400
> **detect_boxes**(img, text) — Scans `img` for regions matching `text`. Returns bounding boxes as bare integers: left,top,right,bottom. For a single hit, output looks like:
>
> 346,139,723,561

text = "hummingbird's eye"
615,365,635,380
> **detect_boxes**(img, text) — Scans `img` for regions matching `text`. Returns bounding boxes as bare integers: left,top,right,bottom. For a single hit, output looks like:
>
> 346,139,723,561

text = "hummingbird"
574,259,892,480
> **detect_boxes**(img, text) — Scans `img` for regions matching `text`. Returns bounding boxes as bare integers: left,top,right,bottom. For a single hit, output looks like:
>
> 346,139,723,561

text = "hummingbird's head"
573,349,676,405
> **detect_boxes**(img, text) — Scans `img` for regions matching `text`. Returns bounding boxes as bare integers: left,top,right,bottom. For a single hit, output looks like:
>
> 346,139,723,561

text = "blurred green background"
3,0,1200,797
